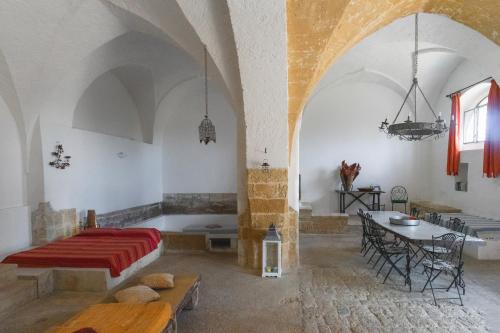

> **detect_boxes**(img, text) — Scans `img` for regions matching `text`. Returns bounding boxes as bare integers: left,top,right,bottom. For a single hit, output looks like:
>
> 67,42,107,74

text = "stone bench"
299,212,349,234
410,201,462,215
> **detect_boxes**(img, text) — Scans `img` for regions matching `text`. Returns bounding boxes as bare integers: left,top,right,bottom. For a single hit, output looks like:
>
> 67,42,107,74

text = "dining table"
365,211,486,291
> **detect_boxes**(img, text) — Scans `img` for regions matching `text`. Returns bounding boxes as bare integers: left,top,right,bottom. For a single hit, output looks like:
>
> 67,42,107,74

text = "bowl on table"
389,215,421,226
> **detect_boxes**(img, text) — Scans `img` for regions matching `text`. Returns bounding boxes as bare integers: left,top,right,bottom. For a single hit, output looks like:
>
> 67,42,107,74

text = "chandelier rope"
198,45,216,145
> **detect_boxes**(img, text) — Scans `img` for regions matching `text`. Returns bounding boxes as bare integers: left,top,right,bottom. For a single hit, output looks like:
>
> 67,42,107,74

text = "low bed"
2,228,162,278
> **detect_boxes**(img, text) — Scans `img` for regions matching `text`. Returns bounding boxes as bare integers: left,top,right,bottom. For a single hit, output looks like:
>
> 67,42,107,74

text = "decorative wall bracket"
49,144,71,169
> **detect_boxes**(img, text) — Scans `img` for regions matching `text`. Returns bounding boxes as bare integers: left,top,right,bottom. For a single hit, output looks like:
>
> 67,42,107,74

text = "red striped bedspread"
1,228,162,277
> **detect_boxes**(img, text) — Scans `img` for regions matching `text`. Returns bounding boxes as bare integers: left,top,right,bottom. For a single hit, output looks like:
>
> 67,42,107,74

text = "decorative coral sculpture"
340,160,361,191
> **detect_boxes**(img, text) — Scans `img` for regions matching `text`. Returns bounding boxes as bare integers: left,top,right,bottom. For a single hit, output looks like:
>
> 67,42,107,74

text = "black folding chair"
421,233,466,306
428,212,441,225
447,218,465,233
366,215,410,289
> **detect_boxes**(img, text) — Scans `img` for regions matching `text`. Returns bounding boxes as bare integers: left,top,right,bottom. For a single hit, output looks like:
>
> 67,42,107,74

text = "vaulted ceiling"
287,0,500,147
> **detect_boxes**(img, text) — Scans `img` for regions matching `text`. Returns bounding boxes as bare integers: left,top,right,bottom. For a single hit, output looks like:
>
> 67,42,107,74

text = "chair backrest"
448,218,465,233
390,186,408,201
365,215,387,249
431,233,465,268
429,212,442,225
357,209,367,232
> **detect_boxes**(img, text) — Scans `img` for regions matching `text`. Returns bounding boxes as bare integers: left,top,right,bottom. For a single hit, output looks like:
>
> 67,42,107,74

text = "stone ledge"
163,232,206,252
300,214,348,234
410,201,462,214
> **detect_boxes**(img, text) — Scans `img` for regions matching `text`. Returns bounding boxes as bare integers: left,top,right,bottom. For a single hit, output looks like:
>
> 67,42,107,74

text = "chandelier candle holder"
262,224,282,278
198,45,216,145
340,160,361,191
379,13,447,141
48,144,71,169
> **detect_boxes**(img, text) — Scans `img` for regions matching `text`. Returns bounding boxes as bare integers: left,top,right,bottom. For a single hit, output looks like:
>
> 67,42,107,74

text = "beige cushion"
114,285,160,304
140,273,175,289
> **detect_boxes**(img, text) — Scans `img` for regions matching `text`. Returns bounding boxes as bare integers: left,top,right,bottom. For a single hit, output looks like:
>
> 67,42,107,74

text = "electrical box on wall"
455,163,468,192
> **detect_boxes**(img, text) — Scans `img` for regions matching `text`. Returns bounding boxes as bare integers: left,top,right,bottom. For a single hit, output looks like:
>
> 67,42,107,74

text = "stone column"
238,168,298,272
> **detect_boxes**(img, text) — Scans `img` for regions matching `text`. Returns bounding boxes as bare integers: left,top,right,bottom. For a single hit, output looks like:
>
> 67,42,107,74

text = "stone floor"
3,221,500,332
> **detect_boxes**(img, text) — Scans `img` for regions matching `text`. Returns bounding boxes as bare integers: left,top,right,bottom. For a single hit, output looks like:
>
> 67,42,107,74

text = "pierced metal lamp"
199,45,216,145
379,14,447,141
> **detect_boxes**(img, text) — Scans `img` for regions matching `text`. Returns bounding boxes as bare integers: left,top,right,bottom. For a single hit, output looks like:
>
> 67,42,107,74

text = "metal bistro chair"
410,207,420,219
358,209,389,260
391,186,408,213
366,215,410,289
428,212,442,225
421,233,466,306
447,218,466,233
358,209,370,255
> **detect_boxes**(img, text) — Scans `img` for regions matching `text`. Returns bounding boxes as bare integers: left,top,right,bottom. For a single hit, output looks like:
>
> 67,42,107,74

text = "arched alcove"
297,13,500,216
73,69,145,142
155,76,238,228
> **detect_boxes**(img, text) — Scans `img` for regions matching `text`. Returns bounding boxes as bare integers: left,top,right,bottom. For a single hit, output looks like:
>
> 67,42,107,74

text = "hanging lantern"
199,115,216,144
262,224,282,278
198,45,216,145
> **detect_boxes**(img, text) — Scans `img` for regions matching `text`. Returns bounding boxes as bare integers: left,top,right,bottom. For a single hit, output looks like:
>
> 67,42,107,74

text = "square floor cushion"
140,273,175,289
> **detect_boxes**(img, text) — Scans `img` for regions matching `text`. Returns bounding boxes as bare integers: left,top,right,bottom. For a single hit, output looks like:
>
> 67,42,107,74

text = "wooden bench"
48,274,200,333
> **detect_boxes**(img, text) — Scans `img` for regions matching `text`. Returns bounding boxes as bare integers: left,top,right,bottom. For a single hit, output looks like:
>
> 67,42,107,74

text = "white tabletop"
366,211,486,246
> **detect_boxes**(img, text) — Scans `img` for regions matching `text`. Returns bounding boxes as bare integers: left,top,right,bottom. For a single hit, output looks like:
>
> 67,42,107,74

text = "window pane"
478,106,487,142
479,97,488,107
463,110,475,144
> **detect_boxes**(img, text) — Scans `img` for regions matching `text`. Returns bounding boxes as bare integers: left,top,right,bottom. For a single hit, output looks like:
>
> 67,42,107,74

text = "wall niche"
455,163,468,192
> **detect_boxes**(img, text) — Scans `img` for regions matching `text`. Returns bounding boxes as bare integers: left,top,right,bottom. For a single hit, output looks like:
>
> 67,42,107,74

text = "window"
463,96,488,144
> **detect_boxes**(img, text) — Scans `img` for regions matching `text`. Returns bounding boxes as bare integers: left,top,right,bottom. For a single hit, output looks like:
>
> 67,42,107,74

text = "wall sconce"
49,144,71,169
261,148,270,172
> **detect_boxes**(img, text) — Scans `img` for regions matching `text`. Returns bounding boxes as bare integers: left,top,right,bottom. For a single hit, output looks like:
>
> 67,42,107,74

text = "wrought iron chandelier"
199,45,216,144
379,13,447,141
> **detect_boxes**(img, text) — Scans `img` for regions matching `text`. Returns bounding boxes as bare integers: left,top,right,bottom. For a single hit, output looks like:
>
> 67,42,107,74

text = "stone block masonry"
32,202,79,245
96,202,162,228
299,205,348,234
238,168,299,272
163,193,237,214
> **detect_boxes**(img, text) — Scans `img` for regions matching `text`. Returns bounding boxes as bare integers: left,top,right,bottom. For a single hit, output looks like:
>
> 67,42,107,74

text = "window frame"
462,96,488,145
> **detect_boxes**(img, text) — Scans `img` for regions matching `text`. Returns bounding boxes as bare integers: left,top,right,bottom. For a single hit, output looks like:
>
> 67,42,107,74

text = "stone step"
0,263,18,288
17,268,54,298
0,279,38,320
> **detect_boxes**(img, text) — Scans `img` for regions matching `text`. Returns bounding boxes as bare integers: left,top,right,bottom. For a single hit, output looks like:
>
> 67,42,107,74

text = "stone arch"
0,50,27,204
287,1,500,150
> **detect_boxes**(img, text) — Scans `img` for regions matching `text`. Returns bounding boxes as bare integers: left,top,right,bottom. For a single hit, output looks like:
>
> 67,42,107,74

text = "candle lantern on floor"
262,224,282,278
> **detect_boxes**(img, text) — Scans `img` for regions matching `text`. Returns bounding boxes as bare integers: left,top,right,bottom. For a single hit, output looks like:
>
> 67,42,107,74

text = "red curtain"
446,93,461,176
483,80,500,178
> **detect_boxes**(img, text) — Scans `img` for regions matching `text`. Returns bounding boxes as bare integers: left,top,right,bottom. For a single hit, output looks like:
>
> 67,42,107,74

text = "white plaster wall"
42,124,162,214
0,98,24,209
427,60,500,219
227,0,289,168
0,98,30,256
73,71,144,142
161,79,237,193
0,206,30,258
300,82,423,215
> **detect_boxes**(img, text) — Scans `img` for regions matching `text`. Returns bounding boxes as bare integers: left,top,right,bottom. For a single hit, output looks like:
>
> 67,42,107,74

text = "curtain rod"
446,76,492,98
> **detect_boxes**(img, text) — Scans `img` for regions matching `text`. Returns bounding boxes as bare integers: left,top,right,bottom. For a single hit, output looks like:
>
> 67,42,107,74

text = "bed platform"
2,228,164,291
